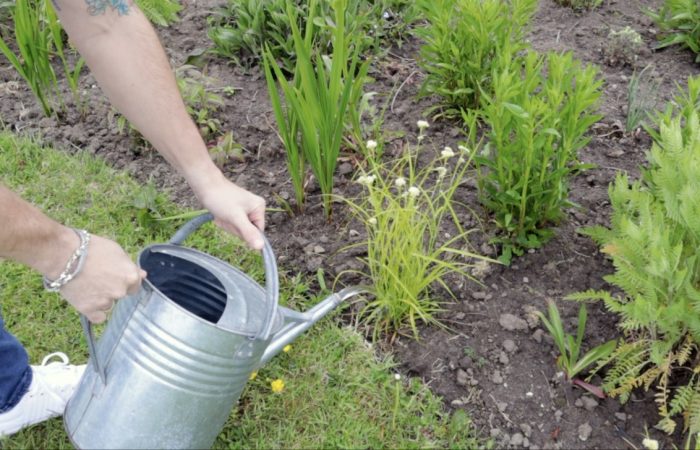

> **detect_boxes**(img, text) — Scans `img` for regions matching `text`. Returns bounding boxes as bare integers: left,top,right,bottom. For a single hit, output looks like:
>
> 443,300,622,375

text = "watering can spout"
261,286,368,365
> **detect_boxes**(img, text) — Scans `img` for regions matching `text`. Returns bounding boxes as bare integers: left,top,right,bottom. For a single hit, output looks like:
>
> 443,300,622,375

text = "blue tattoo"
85,0,130,15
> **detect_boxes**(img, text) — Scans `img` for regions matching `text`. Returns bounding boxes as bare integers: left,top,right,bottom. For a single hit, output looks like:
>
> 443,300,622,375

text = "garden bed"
1,0,696,448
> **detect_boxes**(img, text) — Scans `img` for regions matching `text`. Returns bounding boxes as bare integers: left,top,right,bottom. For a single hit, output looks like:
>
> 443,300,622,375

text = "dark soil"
1,0,696,448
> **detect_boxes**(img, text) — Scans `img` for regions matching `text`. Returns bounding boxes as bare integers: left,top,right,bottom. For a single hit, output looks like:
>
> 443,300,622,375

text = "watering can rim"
136,242,280,336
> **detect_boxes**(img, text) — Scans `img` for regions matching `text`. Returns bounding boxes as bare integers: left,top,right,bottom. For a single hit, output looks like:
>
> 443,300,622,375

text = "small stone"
523,437,530,448
313,245,326,254
451,399,464,407
349,229,360,238
492,370,504,384
480,242,495,256
574,398,584,408
554,410,563,422
499,314,529,331
456,369,469,386
520,423,532,437
608,149,625,158
581,396,599,411
470,379,479,386
578,422,592,441
523,276,529,283
497,401,508,412
503,339,517,353
615,412,627,421
338,162,353,175
472,291,488,300
532,329,544,343
499,352,510,365
510,433,524,447
490,428,501,438
454,312,466,320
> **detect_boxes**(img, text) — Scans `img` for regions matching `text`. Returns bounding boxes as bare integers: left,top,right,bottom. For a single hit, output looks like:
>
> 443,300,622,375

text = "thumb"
240,221,264,250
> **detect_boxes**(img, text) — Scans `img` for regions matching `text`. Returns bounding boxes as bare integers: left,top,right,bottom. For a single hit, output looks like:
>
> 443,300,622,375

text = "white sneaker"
0,352,86,437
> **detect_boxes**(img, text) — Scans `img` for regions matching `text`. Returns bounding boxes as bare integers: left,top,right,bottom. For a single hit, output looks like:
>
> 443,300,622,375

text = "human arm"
0,184,144,323
52,0,266,249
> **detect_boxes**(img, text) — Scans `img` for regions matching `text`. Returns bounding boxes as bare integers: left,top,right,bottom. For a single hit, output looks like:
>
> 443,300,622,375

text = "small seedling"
604,26,645,67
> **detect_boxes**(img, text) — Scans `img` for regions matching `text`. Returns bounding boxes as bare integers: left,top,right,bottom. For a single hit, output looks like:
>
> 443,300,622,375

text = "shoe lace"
40,352,71,367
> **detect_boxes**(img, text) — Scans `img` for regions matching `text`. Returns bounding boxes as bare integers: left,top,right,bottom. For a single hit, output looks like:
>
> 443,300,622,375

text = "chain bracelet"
43,228,91,293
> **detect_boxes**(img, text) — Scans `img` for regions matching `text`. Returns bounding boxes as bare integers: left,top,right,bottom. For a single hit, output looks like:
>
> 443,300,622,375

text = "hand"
59,234,146,324
194,175,266,250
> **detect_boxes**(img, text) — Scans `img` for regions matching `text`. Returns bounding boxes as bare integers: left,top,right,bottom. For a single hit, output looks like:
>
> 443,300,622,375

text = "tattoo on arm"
85,0,130,15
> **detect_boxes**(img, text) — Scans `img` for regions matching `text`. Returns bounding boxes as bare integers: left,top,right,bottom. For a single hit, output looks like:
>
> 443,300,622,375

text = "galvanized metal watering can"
64,213,364,449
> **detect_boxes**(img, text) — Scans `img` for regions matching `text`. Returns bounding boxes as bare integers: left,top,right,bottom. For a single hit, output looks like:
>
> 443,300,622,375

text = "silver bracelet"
43,228,91,292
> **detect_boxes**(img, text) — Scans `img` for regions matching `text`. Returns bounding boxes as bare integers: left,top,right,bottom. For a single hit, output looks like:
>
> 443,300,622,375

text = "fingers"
125,268,147,296
86,310,108,324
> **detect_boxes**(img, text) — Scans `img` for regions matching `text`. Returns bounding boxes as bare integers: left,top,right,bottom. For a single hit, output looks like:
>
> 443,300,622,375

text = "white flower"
408,186,420,198
366,140,378,150
394,373,401,381
394,177,406,188
458,157,466,165
458,145,471,154
357,175,376,186
417,120,429,130
435,167,447,178
417,135,425,142
642,438,659,450
441,147,455,159
368,217,377,226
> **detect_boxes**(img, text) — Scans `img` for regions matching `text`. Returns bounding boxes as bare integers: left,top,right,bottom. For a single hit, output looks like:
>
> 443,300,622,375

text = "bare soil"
1,0,696,448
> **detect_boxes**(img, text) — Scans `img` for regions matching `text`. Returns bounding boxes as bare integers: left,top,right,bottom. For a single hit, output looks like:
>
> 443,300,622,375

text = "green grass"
0,130,481,448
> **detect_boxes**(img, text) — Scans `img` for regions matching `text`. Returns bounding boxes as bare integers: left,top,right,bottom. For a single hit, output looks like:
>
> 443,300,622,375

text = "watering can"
64,213,365,449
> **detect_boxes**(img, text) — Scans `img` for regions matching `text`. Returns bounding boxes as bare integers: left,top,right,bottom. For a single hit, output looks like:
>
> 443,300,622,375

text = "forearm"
0,184,78,279
53,1,223,193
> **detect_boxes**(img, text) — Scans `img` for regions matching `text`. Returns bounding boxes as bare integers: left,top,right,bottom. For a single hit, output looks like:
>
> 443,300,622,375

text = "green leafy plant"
568,78,700,437
648,0,700,62
209,131,244,167
175,65,225,139
552,0,602,10
475,51,602,264
536,300,617,398
626,64,660,133
0,0,85,117
209,0,410,72
135,0,182,26
342,121,493,340
263,0,369,217
414,0,537,117
603,26,645,67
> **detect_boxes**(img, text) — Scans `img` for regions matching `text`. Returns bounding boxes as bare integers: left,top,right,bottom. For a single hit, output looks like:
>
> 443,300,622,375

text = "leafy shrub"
344,121,490,340
648,0,700,62
569,78,700,437
414,0,537,117
209,0,414,72
475,51,602,263
263,0,368,216
135,0,182,26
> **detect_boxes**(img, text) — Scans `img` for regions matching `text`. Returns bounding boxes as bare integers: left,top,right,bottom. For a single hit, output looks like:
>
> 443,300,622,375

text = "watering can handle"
169,212,280,340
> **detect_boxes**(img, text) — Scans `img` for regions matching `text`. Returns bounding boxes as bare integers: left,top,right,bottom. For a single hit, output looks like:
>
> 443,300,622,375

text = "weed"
536,300,616,397
603,26,645,67
626,64,660,133
552,0,602,10
415,0,537,117
175,65,224,139
135,0,182,26
475,51,602,264
209,131,244,168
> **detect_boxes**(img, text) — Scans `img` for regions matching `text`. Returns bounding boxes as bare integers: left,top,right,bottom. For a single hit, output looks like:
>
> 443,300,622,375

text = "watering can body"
63,214,364,449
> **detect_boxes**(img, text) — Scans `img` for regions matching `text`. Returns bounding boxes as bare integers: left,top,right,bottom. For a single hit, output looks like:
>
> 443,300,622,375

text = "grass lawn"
0,130,481,449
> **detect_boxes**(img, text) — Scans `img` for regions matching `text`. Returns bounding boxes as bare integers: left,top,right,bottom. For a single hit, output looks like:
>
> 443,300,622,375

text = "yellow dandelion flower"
271,379,285,393
249,371,258,381
283,344,292,353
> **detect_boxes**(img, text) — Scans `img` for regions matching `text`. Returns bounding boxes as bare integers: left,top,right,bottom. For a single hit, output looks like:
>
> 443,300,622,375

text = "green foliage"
648,0,700,62
175,65,225,139
209,0,415,72
0,0,85,117
552,0,602,10
263,0,368,217
475,51,602,263
569,84,700,436
626,65,660,133
414,0,537,117
536,300,616,382
135,0,182,26
342,121,492,340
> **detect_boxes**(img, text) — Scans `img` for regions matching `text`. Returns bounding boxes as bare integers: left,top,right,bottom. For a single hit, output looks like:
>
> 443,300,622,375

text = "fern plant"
136,0,182,26
568,82,700,436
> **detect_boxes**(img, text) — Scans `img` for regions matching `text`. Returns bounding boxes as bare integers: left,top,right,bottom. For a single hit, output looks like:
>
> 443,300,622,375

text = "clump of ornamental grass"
342,120,492,340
